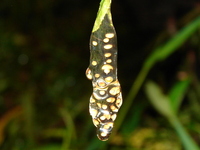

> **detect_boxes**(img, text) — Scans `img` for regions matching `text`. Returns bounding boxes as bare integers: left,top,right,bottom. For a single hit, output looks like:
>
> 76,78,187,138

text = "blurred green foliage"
0,0,200,150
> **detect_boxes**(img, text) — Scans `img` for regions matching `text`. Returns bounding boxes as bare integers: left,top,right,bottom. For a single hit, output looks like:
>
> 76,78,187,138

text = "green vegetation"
0,0,200,149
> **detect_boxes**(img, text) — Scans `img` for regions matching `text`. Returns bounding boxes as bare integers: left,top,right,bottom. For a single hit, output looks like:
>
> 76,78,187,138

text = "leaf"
145,16,200,68
146,81,199,149
92,0,112,32
169,116,199,150
169,79,191,113
145,81,173,118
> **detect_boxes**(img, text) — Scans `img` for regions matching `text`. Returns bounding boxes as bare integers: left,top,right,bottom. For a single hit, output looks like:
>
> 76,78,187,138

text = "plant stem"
59,108,76,150
169,116,199,150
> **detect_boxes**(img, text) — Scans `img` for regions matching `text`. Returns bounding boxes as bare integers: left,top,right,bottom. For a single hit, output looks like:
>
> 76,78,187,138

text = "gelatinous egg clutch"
86,14,123,141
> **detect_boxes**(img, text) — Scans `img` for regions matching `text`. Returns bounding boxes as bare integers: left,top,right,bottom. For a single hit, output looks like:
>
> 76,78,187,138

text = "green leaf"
169,79,191,113
146,81,199,150
145,16,200,68
92,0,112,32
145,81,173,118
169,116,199,150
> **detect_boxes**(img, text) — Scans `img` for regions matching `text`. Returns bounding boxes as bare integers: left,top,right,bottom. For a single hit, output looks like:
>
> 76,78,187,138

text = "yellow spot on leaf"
102,64,113,74
92,61,97,66
106,59,112,63
110,105,118,112
92,41,98,46
100,116,106,120
104,44,113,49
109,87,120,95
105,76,113,83
95,74,100,78
104,124,110,129
104,53,112,57
106,97,115,103
99,90,106,95
105,33,114,38
116,98,122,107
98,81,106,87
101,132,107,137
103,38,109,43
102,104,107,109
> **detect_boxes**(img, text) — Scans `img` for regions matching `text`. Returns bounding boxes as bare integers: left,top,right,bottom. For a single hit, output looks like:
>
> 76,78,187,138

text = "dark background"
0,0,199,149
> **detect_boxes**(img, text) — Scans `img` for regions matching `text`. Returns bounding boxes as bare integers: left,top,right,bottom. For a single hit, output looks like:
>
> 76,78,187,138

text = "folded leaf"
145,81,174,117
